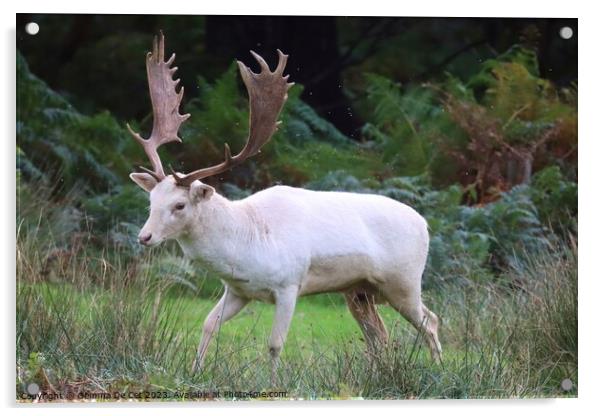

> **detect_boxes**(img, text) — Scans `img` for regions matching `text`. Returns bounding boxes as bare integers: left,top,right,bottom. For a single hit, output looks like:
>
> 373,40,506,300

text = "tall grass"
16,188,577,401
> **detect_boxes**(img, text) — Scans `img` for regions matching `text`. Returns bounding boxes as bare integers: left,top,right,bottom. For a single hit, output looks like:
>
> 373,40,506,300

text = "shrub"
359,46,577,204
529,166,578,233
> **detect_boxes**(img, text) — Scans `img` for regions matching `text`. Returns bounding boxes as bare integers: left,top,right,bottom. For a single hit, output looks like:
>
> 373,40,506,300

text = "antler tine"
155,31,164,61
173,50,293,187
139,165,163,181
128,31,190,180
274,49,288,75
250,50,270,72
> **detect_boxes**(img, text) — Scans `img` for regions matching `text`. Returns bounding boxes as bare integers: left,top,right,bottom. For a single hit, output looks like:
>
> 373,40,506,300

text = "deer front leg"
192,288,248,373
268,285,298,384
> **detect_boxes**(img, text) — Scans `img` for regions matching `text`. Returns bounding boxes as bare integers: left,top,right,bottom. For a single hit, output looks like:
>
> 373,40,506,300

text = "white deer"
127,33,442,379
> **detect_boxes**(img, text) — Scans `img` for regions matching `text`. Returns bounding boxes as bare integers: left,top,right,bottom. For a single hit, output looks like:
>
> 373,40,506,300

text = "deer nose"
138,233,152,245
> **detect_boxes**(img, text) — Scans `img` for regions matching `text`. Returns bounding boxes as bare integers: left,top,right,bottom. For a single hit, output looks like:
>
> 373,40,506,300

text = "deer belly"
299,253,379,296
222,277,277,303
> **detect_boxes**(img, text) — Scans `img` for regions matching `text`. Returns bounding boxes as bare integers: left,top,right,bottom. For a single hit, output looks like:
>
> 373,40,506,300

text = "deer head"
128,32,293,246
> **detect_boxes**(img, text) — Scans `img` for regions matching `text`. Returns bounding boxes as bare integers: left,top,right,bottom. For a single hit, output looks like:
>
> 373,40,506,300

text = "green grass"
21,282,413,358
16,247,577,400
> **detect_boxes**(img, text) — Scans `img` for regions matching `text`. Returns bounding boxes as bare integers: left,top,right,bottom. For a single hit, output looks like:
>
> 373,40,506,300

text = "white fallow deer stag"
128,32,442,380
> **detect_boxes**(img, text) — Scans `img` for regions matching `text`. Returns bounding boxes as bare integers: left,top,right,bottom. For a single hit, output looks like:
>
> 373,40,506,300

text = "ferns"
362,74,439,175
285,97,351,146
17,51,131,192
360,45,577,203
530,166,578,233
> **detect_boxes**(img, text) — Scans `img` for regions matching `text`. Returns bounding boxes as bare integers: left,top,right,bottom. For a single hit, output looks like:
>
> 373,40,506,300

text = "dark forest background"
17,15,577,138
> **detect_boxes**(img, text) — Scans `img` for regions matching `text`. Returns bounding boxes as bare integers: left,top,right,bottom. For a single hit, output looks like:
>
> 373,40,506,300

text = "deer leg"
268,286,298,384
192,288,248,373
421,303,443,362
385,286,442,363
344,291,389,353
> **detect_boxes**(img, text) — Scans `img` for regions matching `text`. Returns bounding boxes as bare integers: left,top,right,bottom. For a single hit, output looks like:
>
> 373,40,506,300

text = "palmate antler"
128,31,190,181
170,50,294,187
130,32,293,187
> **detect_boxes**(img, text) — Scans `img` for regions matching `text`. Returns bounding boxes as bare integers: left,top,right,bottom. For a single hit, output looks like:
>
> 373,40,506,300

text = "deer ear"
130,172,158,193
190,182,214,203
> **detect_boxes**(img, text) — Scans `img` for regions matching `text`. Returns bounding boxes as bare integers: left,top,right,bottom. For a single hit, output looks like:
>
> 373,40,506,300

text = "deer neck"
176,192,263,274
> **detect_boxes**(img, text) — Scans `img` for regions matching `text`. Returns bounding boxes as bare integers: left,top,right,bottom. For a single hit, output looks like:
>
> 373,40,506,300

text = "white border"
3,1,598,415
9,0,581,17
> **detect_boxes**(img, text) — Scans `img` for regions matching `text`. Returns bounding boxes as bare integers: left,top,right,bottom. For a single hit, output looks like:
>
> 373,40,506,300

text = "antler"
171,49,294,187
128,31,190,181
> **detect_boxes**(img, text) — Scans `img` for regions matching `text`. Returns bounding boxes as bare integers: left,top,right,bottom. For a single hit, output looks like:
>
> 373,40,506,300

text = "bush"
359,46,577,203
529,166,578,233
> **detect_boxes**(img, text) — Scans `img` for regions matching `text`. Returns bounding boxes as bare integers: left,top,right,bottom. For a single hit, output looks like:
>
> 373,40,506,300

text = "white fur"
130,173,442,376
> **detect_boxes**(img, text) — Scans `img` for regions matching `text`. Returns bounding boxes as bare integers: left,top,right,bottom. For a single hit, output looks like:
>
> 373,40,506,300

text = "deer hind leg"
421,303,442,361
344,291,389,352
384,283,442,362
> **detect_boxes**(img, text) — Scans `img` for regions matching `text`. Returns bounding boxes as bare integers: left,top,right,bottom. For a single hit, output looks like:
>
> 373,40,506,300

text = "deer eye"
174,202,186,211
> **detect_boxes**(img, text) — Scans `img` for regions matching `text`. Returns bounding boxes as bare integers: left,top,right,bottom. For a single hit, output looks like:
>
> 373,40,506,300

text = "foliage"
17,51,133,192
360,46,577,204
529,166,578,233
362,74,444,176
